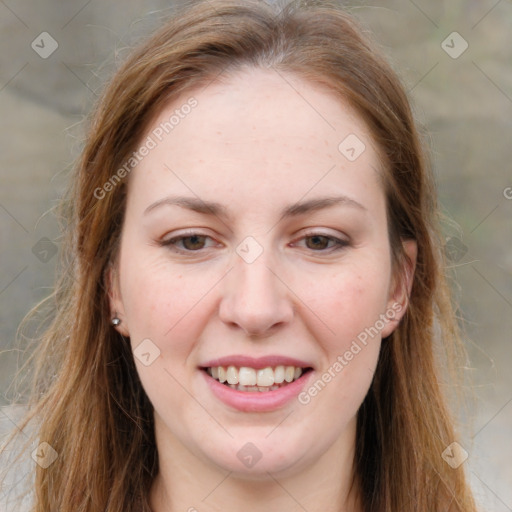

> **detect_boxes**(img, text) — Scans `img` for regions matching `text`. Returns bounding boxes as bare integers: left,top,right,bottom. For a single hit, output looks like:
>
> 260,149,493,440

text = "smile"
199,356,315,412
203,365,312,392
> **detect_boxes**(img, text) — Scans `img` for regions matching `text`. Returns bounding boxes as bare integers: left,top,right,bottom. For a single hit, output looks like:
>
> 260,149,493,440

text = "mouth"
199,355,315,411
201,365,314,392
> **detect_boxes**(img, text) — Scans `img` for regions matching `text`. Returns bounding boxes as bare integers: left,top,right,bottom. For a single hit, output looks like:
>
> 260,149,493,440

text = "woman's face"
109,68,414,479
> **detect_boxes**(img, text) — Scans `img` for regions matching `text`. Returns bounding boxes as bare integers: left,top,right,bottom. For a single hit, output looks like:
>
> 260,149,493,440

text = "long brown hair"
2,0,477,510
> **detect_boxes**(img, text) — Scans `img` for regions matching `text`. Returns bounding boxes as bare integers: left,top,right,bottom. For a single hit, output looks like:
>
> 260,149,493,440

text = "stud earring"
111,316,121,326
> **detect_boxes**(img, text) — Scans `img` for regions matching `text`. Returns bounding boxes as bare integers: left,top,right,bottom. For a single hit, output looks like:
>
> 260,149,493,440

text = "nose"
218,250,294,337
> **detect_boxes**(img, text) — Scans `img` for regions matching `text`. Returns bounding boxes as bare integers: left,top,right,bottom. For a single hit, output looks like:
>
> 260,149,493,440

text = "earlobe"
106,264,130,337
381,239,417,339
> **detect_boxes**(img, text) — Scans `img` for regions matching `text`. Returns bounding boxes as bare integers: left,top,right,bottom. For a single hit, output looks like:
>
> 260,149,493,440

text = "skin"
108,67,416,512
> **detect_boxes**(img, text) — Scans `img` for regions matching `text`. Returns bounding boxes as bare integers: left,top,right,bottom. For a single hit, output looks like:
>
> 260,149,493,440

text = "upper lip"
200,355,314,370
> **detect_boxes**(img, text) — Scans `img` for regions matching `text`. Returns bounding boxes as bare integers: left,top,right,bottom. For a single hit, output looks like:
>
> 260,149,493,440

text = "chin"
198,436,316,480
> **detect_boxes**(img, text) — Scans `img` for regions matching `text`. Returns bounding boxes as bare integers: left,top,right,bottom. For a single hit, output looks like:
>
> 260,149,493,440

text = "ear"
380,239,417,339
106,263,130,337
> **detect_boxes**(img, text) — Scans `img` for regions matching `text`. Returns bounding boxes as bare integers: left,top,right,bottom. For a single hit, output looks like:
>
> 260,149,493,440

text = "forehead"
127,67,384,215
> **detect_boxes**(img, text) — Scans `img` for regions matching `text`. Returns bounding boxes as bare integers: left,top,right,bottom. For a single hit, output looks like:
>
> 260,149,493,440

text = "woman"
1,0,478,510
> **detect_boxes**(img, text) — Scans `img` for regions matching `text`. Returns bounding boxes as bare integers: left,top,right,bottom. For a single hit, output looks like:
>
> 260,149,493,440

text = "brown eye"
294,232,349,253
159,233,215,252
180,235,207,250
305,235,331,250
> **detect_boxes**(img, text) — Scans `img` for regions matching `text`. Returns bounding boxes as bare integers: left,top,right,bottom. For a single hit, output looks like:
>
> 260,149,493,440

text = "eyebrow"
143,194,367,220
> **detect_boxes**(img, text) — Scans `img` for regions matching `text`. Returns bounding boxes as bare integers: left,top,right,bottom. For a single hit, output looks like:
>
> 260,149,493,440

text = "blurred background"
0,0,511,510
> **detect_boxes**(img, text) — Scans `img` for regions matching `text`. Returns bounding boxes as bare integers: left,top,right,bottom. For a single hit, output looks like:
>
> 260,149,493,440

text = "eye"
294,232,349,252
159,232,217,252
158,230,349,254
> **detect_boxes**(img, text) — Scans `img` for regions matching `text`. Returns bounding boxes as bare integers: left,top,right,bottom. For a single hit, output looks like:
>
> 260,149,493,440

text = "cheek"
119,250,221,357
301,261,391,346
295,260,389,407
119,257,213,415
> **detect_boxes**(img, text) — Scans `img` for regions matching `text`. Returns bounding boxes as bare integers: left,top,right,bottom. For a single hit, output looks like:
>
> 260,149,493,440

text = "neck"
149,414,362,512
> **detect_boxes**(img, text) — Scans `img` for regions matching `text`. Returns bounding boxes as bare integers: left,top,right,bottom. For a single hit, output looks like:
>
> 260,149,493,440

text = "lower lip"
201,369,314,412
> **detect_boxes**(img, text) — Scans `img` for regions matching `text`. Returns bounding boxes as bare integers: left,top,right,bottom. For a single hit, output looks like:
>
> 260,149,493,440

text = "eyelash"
158,231,349,254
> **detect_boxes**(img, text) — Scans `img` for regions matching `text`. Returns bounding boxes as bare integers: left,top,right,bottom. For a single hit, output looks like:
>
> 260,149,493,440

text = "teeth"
226,365,239,385
284,366,295,383
274,365,285,384
256,367,274,387
238,367,256,386
206,365,308,391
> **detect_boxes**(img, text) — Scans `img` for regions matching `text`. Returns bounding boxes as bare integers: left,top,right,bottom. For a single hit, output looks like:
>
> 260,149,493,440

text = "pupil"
307,235,328,250
184,235,205,250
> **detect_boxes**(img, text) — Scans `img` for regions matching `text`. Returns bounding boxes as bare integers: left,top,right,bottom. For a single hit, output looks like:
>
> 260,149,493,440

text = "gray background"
0,0,511,510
